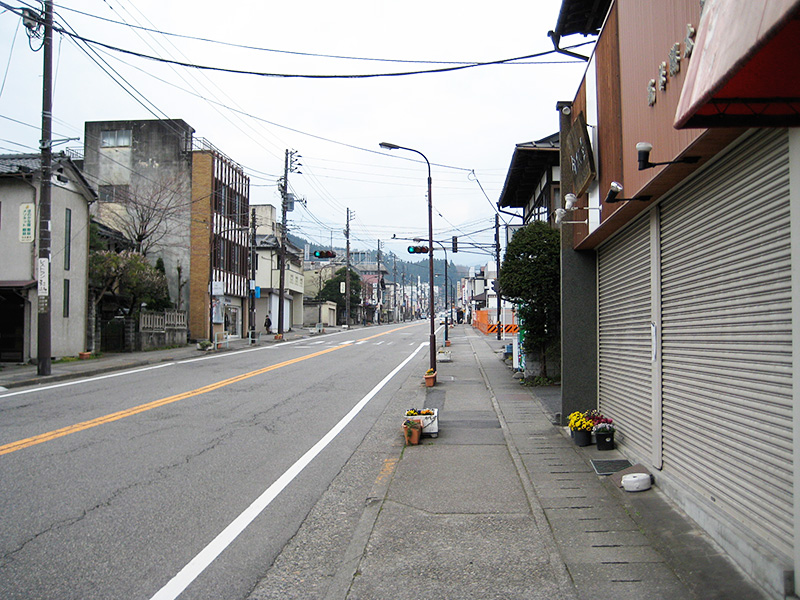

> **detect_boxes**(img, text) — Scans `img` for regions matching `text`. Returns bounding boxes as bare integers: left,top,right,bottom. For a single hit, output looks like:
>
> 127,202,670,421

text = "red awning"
675,0,800,129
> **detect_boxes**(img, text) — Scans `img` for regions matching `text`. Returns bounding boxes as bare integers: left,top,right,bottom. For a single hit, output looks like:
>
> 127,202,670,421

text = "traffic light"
452,236,458,253
313,250,336,258
407,245,429,254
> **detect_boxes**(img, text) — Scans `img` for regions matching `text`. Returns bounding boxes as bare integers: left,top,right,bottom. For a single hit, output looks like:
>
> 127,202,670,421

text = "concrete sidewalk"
249,325,767,600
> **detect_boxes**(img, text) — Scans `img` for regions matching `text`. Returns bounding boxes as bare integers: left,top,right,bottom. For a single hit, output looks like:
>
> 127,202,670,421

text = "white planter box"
406,408,439,437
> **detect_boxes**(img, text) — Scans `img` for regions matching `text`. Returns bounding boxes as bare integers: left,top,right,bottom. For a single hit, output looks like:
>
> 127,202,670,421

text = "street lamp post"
419,238,448,344
380,142,436,374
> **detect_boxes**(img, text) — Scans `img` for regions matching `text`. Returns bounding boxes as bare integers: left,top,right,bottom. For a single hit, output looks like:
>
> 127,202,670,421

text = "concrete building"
553,0,800,596
82,119,250,341
0,153,96,362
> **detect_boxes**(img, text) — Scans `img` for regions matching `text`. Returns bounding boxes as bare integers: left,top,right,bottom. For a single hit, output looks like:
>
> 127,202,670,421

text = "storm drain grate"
591,459,632,475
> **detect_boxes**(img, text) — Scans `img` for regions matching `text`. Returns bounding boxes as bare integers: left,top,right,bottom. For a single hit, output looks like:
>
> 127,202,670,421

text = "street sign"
19,203,34,243
37,258,49,296
340,281,346,294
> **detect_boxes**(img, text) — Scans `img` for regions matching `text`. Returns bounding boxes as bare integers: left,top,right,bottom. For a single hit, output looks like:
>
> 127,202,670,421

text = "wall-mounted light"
636,142,700,170
564,193,602,212
604,182,652,204
554,208,588,225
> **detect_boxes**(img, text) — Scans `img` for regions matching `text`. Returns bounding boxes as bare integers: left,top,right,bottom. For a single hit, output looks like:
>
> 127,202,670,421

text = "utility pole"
495,213,502,341
33,1,53,375
376,239,382,324
277,149,300,337
249,207,256,343
393,255,397,323
402,266,406,321
345,208,353,327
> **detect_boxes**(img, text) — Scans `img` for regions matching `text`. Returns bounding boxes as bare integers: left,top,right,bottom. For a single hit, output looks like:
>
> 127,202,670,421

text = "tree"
89,250,171,315
99,175,188,256
317,268,362,318
498,220,560,378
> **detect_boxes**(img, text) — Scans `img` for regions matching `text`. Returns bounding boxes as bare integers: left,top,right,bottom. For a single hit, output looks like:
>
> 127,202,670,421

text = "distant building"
253,204,304,331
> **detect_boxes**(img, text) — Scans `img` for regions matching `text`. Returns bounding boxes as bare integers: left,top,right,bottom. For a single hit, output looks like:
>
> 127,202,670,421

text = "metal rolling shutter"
598,214,652,460
659,129,792,556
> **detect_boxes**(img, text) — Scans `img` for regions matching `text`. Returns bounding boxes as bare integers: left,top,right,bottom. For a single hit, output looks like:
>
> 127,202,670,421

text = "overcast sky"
0,0,590,266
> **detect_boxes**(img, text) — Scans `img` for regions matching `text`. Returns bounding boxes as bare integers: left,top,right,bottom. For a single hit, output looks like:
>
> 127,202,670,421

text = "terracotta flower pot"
403,423,421,445
424,372,436,387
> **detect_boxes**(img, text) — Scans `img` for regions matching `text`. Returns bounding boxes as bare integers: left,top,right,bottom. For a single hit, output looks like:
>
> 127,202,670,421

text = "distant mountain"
290,233,470,285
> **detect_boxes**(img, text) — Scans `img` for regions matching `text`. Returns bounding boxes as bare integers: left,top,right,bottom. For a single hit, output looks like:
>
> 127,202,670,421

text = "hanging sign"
563,111,596,197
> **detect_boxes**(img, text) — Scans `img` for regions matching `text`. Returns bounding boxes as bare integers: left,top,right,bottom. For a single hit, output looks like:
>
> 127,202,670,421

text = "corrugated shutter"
598,214,652,460
660,128,792,557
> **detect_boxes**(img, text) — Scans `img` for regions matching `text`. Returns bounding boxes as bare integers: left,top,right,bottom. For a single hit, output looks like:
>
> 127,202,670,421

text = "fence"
137,310,187,350
472,309,518,335
139,310,187,331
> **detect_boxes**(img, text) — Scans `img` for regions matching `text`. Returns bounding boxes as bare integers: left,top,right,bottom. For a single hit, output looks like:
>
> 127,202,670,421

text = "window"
63,279,70,318
98,184,130,203
64,208,71,271
100,129,132,147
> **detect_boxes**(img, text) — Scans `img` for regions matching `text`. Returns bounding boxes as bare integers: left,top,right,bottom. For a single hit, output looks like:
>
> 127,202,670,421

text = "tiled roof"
0,154,40,174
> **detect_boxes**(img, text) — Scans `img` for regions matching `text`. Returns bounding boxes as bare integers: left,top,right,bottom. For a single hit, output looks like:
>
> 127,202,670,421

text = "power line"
43,21,589,80
50,3,512,66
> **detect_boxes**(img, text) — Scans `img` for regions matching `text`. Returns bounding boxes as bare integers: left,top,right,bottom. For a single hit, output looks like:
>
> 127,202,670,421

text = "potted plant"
568,411,594,446
405,408,439,437
424,368,436,387
594,420,616,451
403,419,422,445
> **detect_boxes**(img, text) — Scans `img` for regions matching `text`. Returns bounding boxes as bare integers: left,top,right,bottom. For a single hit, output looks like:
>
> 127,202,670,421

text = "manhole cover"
591,459,632,475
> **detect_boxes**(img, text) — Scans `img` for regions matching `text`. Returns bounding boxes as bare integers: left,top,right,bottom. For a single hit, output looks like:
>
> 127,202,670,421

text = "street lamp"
380,142,436,374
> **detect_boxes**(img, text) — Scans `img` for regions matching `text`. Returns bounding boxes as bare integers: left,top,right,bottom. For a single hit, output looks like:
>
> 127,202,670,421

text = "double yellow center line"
0,325,417,457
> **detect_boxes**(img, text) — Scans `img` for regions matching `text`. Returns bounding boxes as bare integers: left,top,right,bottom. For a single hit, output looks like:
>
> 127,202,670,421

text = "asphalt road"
0,322,429,600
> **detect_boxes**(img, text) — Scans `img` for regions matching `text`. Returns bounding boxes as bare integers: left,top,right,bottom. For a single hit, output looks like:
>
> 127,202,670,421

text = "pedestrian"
264,314,272,334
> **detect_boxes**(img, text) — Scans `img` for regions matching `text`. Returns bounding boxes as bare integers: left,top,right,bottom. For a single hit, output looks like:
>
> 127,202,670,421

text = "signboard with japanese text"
563,112,596,197
19,203,34,242
38,258,49,296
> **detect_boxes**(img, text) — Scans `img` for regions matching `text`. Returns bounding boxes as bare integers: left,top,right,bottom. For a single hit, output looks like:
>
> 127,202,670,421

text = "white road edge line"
0,363,176,398
0,333,343,399
148,342,427,600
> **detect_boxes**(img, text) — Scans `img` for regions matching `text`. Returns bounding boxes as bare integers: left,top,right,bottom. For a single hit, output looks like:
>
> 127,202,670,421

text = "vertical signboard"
20,203,35,242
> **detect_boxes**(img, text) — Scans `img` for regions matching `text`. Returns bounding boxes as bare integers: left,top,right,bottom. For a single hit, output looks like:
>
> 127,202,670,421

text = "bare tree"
100,174,188,256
